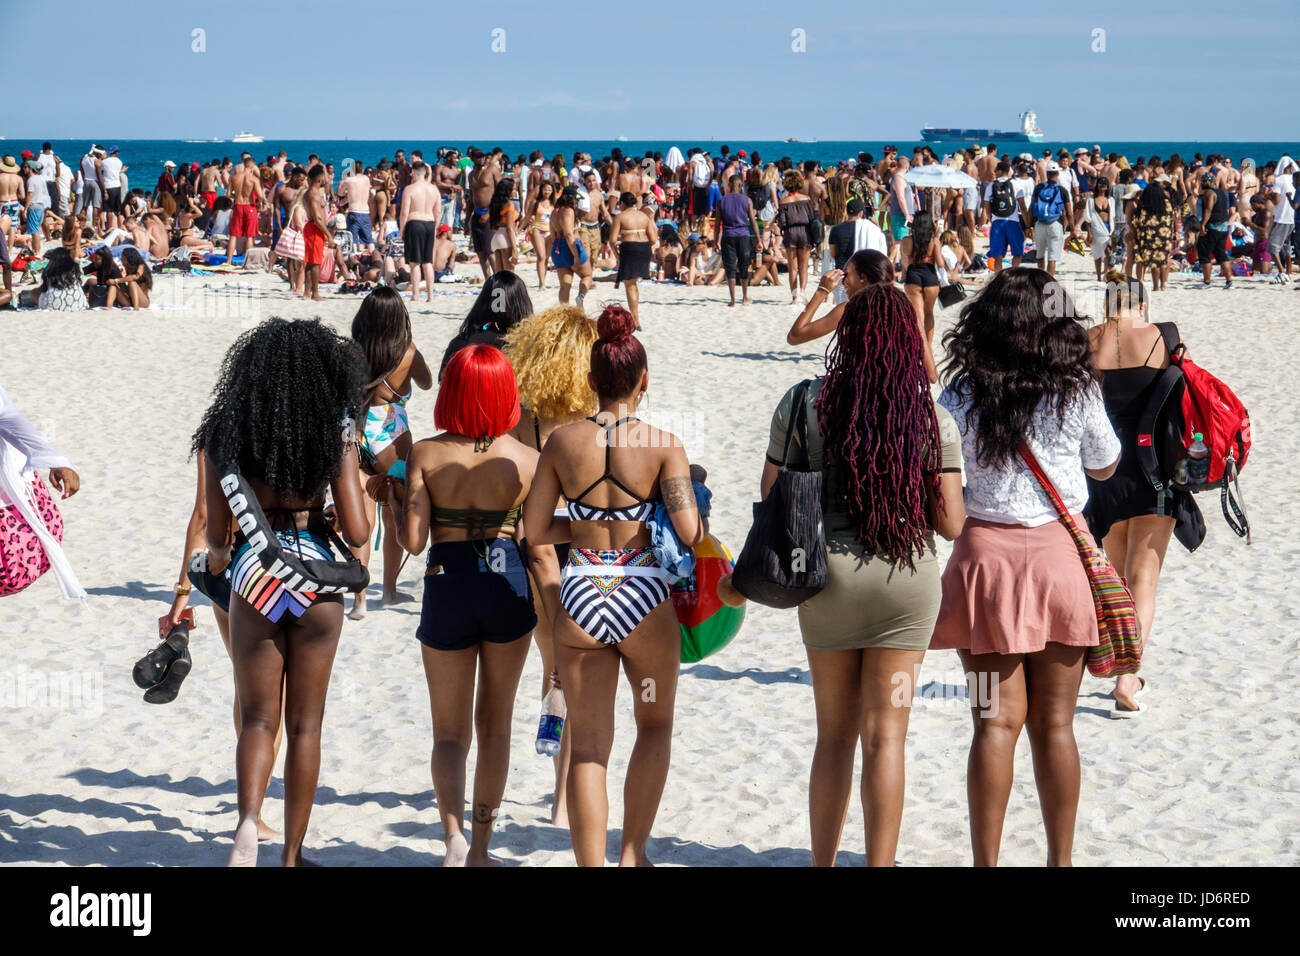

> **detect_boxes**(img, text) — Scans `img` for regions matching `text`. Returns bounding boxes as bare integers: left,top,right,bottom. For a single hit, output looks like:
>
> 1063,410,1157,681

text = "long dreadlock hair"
192,318,367,500
816,283,940,569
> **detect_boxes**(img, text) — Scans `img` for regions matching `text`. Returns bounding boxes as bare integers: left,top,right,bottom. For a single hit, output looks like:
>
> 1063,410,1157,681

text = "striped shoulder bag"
1018,442,1143,678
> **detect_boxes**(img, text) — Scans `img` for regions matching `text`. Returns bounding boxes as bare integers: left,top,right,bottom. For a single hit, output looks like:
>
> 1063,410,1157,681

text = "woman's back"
416,433,536,543
547,417,671,550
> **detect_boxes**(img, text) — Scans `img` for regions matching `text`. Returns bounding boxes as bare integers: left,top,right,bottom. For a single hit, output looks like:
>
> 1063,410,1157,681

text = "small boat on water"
185,138,224,143
921,110,1044,144
232,131,264,144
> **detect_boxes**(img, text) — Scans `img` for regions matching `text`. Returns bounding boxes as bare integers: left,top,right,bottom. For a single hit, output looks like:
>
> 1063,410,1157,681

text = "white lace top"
939,382,1120,527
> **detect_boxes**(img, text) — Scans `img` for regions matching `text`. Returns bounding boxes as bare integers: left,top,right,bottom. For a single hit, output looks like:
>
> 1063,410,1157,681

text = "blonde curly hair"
502,306,600,422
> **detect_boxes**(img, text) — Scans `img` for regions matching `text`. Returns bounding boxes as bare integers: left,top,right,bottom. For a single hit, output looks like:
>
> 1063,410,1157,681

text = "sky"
2,0,1298,142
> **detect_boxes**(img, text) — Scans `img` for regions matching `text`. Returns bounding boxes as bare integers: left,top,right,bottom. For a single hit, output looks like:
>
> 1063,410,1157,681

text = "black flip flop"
143,644,192,704
132,625,190,689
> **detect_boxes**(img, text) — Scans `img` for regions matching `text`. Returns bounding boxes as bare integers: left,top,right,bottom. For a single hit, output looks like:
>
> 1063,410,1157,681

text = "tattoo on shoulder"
661,476,695,513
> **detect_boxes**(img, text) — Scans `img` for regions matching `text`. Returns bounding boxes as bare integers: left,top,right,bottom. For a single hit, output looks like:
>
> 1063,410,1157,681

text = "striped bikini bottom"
559,547,670,646
230,528,335,623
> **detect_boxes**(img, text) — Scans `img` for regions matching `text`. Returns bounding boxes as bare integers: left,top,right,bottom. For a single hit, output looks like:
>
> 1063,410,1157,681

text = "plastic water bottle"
535,687,565,756
1186,432,1210,484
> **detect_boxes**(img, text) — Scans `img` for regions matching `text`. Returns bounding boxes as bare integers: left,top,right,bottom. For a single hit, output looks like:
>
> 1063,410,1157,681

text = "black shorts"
904,262,941,288
1197,229,1230,265
417,539,536,651
101,186,123,214
691,186,709,216
403,219,436,264
470,212,491,257
720,235,753,279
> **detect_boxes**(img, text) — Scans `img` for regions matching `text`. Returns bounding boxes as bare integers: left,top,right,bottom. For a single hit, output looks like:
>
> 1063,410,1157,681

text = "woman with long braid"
760,284,966,866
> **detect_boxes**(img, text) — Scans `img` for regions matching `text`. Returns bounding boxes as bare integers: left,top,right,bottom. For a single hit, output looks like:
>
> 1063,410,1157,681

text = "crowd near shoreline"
0,134,1290,867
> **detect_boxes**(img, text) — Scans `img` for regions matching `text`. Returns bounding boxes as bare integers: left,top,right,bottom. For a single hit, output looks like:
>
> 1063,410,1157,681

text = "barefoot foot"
228,818,259,867
381,590,415,607
257,818,281,842
443,832,469,867
348,595,368,621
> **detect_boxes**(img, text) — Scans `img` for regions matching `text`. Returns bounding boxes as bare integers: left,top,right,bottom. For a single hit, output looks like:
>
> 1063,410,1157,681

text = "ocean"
10,139,1297,181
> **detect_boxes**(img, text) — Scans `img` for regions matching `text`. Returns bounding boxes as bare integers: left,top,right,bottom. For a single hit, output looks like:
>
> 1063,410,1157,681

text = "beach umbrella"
903,165,978,189
664,147,685,171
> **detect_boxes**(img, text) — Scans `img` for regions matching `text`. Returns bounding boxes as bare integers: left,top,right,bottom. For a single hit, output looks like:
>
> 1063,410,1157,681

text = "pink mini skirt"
930,516,1100,656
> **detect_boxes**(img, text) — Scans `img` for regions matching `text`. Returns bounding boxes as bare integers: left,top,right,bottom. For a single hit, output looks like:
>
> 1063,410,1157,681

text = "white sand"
1,252,1297,866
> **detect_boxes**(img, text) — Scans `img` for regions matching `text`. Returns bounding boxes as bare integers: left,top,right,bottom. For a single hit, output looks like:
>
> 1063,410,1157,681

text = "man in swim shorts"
338,160,374,251
197,161,221,211
0,156,24,229
466,149,500,279
577,170,607,265
400,160,442,301
887,156,914,257
226,155,265,265
302,164,333,301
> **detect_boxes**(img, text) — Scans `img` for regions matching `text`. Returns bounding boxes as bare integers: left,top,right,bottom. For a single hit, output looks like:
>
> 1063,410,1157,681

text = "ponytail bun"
591,305,646,396
596,305,637,343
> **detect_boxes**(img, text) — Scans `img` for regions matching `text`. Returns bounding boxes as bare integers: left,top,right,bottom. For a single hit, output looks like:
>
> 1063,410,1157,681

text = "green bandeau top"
430,505,522,538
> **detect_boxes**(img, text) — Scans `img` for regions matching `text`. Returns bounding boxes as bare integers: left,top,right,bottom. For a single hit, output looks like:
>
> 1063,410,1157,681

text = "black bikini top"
565,416,655,523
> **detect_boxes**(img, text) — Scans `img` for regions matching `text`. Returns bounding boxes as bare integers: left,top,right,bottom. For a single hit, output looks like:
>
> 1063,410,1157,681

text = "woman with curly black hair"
931,267,1120,866
193,318,371,866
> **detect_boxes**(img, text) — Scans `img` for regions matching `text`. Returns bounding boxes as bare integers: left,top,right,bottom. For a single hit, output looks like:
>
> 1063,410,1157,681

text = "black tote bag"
731,380,828,608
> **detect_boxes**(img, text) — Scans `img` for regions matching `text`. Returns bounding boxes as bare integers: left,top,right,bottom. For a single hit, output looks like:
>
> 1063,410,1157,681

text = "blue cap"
108,145,119,153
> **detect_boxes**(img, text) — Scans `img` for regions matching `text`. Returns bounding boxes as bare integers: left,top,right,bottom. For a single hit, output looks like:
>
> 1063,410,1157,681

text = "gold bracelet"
174,583,192,596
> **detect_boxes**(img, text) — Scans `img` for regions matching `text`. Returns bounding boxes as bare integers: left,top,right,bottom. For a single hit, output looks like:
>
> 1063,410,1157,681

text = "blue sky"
2,0,1296,141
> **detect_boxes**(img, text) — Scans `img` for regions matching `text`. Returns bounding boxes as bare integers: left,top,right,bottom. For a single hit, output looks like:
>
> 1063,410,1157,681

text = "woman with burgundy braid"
760,284,965,866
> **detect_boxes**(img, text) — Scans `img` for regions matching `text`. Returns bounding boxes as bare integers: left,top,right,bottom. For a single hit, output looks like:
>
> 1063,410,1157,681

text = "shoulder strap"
1155,321,1182,362
781,380,812,468
1134,366,1185,500
1017,442,1069,521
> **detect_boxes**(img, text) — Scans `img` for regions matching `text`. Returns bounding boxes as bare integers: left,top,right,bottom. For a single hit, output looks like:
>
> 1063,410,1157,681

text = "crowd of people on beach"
1,134,1283,868
3,141,1295,313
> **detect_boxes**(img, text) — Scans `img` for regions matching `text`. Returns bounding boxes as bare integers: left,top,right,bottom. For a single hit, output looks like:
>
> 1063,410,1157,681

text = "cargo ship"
920,110,1043,144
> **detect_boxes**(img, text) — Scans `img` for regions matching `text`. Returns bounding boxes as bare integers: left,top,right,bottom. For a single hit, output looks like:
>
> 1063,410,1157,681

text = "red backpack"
1136,323,1251,542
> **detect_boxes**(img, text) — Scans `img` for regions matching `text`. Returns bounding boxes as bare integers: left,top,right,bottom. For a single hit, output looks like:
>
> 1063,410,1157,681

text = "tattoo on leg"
661,476,695,513
474,803,499,825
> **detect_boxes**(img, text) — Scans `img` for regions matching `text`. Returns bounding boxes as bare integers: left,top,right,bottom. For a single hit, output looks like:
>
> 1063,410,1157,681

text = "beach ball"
673,535,745,663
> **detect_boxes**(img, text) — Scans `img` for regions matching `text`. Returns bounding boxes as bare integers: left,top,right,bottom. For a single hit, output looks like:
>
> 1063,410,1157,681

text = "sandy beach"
2,249,1297,867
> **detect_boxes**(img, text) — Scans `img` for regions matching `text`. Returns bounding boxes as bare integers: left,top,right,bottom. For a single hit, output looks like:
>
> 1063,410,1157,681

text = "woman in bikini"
524,180,556,290
488,178,520,275
387,345,544,866
195,318,371,866
503,305,600,827
350,286,433,618
901,209,942,383
609,192,657,329
523,305,705,866
370,161,394,239
104,247,152,310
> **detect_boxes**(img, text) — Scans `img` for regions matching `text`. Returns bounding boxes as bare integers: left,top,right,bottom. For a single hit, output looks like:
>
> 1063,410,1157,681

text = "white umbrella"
903,165,978,189
664,146,685,171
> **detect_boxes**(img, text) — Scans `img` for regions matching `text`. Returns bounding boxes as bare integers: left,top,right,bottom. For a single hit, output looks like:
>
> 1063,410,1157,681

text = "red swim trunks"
231,203,258,238
302,221,326,265
201,191,218,210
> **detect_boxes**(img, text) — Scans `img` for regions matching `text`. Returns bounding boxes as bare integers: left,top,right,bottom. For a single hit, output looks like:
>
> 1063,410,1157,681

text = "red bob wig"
435,345,521,439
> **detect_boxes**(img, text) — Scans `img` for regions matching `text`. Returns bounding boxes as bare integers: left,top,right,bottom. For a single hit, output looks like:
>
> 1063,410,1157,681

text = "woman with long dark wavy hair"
932,267,1120,866
762,284,965,865
194,318,371,866
439,271,534,376
350,287,433,617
